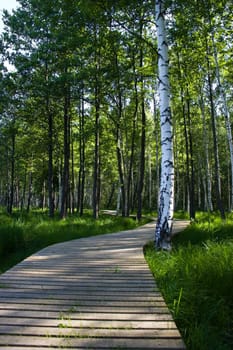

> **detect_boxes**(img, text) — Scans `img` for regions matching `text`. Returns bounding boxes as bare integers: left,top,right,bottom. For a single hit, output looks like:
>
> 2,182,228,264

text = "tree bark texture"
137,26,146,221
155,0,175,250
199,95,213,211
47,99,54,218
126,51,138,217
116,124,126,217
186,94,195,220
211,31,233,211
77,88,85,216
93,86,101,219
60,92,70,219
7,127,15,215
206,49,225,219
208,76,225,219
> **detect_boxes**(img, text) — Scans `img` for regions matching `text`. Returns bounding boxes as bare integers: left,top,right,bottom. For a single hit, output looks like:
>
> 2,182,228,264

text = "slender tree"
155,0,174,250
137,16,146,221
206,49,225,219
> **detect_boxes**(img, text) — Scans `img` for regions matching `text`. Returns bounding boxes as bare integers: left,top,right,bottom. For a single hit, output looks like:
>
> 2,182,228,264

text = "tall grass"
0,209,149,273
144,212,233,350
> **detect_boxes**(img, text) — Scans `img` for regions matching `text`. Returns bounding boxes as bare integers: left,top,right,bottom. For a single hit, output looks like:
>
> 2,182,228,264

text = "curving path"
0,220,189,349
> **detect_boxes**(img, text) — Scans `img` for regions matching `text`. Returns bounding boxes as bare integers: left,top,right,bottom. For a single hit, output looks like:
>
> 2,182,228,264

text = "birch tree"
155,0,174,250
211,31,233,211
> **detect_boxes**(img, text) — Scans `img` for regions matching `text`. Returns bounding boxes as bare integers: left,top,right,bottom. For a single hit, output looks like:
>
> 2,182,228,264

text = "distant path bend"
0,220,189,349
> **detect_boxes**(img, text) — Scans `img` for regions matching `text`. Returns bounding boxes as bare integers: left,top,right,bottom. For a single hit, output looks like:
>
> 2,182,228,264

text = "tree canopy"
0,0,233,220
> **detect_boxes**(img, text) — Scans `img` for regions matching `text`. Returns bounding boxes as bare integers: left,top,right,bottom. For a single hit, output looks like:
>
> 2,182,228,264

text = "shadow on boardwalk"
0,220,189,349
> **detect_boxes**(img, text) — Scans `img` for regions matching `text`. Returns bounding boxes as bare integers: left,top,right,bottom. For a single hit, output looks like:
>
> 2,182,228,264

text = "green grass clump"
0,209,149,273
144,212,233,350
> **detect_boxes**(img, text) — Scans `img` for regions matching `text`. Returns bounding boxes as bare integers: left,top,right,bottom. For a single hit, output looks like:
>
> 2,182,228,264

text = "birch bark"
211,33,233,211
200,95,213,211
155,0,174,250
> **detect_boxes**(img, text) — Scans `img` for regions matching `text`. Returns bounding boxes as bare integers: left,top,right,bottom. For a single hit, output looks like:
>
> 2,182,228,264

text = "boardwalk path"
0,220,189,349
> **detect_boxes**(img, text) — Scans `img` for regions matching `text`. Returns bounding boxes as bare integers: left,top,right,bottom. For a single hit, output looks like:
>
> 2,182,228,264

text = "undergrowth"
144,212,233,350
0,209,149,273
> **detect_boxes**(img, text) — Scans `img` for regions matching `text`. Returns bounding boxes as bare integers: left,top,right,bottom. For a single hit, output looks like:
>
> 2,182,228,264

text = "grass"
144,212,233,350
2,208,232,348
0,208,150,273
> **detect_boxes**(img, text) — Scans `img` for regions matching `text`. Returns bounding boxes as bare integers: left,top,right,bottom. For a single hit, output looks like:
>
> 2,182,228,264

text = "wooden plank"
6,269,153,275
0,273,157,284
0,317,177,328
0,303,169,314
0,291,163,302
0,284,157,292
0,283,159,293
11,260,148,265
0,276,156,283
0,290,164,301
0,275,156,285
0,309,173,320
0,335,186,349
0,325,181,338
0,297,167,308
0,273,154,280
0,280,156,288
7,264,151,269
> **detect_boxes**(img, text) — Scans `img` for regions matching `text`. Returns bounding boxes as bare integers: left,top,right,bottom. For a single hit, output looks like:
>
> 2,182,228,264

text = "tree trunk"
116,125,126,216
186,94,195,220
155,0,175,250
206,48,225,219
126,53,138,217
41,180,46,210
175,48,195,219
20,168,27,211
60,92,70,219
106,183,115,209
7,128,15,214
58,160,63,212
199,94,213,211
137,36,146,221
137,96,146,220
211,30,233,211
148,149,152,211
77,88,85,217
93,86,101,219
126,101,137,217
113,47,127,217
47,98,54,218
26,171,33,213
153,95,160,210
92,24,101,220
70,130,75,214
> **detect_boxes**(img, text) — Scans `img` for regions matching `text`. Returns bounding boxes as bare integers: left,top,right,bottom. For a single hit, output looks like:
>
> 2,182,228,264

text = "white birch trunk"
200,97,213,211
211,33,233,210
155,0,174,250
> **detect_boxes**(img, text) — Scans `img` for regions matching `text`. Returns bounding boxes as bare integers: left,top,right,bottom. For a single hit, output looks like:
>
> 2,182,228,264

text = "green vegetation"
1,1,233,222
0,209,149,274
144,212,233,350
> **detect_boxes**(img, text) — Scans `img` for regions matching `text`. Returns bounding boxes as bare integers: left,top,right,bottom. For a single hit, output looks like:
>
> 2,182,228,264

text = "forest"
1,2,233,349
0,0,233,221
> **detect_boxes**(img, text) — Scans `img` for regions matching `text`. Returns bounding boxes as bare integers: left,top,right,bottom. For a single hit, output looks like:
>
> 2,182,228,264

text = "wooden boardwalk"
0,220,188,349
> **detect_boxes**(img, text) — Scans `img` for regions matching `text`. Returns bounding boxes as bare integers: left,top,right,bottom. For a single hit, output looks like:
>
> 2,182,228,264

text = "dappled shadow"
0,220,187,349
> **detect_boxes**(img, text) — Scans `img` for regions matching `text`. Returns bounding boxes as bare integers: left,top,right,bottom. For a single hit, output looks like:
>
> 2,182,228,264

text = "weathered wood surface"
0,220,189,349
